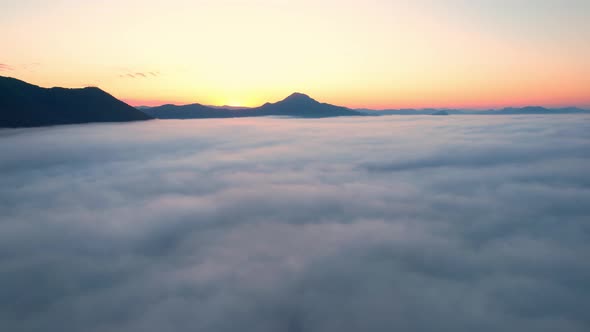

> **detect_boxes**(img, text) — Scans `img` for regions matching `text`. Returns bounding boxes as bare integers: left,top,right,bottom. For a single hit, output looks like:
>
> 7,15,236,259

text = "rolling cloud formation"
1,115,589,332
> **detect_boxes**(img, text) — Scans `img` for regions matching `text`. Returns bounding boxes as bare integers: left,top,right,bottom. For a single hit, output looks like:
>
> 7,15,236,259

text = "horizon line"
3,74,589,111
122,98,590,112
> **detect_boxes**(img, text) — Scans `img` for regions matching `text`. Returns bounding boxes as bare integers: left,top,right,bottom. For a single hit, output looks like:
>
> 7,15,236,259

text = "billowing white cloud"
0,115,589,332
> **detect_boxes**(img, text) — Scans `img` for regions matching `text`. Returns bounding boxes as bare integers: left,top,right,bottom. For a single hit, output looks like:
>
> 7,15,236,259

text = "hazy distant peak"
502,106,547,112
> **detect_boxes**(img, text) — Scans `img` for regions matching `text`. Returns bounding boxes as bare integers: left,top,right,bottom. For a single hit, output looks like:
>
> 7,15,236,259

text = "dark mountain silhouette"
135,106,153,110
208,105,252,110
253,92,360,117
144,103,241,119
1,76,151,128
431,110,449,116
143,92,363,119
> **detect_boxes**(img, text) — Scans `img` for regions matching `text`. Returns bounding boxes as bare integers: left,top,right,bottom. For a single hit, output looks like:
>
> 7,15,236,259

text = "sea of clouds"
1,115,589,332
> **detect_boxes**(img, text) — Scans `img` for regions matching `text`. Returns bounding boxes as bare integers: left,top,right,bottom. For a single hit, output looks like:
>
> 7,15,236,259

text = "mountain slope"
0,76,151,128
251,93,360,117
143,93,363,119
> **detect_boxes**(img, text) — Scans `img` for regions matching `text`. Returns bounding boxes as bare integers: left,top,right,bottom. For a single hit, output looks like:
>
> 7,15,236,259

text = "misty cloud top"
1,115,590,332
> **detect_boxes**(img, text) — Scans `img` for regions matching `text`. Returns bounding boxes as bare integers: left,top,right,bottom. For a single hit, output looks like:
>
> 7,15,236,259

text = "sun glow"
225,101,243,107
1,0,589,109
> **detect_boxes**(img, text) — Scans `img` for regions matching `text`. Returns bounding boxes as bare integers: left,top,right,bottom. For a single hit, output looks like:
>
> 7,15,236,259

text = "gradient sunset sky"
1,0,589,109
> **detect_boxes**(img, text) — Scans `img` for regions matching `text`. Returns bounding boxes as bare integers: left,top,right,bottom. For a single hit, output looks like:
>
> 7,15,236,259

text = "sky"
1,0,589,109
1,115,589,331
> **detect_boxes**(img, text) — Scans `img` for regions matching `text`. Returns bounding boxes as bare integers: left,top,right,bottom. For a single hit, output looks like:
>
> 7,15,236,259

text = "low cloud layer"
1,115,589,331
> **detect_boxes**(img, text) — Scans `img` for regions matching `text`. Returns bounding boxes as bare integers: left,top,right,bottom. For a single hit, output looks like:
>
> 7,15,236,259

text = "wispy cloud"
0,63,14,71
0,63,42,72
119,70,161,79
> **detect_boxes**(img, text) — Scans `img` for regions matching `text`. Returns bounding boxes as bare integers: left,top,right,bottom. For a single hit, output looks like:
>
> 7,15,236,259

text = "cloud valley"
1,115,589,332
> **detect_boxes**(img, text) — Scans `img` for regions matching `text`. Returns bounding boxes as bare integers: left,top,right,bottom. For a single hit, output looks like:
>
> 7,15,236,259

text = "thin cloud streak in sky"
0,63,14,71
0,115,589,331
119,71,159,79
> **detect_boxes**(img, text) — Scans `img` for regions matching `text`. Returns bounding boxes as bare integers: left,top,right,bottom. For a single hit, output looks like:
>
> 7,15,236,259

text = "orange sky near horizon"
1,0,589,109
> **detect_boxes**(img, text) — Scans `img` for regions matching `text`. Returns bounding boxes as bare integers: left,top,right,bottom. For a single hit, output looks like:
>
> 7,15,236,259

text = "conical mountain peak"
282,92,316,103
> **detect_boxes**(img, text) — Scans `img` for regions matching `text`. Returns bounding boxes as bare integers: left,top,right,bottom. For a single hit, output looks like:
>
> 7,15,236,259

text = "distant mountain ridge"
208,105,251,110
357,106,590,115
143,92,363,119
1,76,151,128
2,75,588,127
487,106,589,114
143,96,589,119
